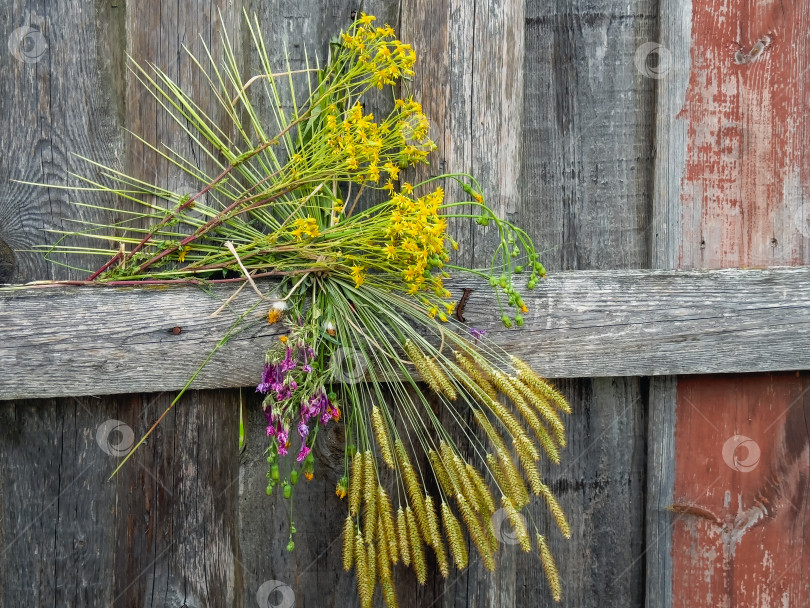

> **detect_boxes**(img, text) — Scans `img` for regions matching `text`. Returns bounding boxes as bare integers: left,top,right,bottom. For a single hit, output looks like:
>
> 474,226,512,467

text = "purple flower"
256,363,277,393
280,347,296,372
266,425,275,437
298,420,310,439
469,327,487,342
296,445,311,462
277,428,290,456
302,364,313,373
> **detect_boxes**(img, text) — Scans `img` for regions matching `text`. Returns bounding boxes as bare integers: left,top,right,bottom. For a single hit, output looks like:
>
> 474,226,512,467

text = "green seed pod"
266,485,273,496
515,314,524,326
347,443,357,458
286,539,295,552
514,265,524,274
271,464,280,482
283,484,292,499
290,470,299,485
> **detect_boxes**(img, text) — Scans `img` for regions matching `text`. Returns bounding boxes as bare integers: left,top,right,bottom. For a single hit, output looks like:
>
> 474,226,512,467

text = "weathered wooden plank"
654,0,810,606
517,2,656,606
0,2,129,608
3,267,810,400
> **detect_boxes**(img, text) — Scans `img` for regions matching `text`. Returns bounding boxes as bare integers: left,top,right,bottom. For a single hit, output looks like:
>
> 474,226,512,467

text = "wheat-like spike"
425,495,450,577
365,541,377,603
378,486,398,564
453,350,497,400
403,339,444,396
396,506,411,567
349,454,364,517
363,452,378,542
497,448,530,508
343,515,355,571
372,406,396,468
452,455,481,512
485,508,500,554
512,377,567,447
355,531,371,608
511,356,572,414
514,438,545,495
377,517,392,580
537,533,563,602
490,400,539,460
441,501,469,569
423,355,458,401
381,577,399,608
456,493,495,571
467,350,498,383
406,506,428,584
473,409,509,455
428,449,455,496
438,441,463,491
538,482,571,538
395,440,429,538
502,496,532,552
491,370,528,411
465,462,497,514
486,452,509,496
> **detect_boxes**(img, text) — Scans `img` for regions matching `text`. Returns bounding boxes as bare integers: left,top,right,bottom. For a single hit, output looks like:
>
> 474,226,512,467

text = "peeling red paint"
673,2,810,605
677,1,810,267
672,374,810,608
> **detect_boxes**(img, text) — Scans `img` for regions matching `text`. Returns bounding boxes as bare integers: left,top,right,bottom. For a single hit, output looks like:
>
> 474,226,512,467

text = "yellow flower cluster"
325,103,385,182
290,217,320,240
383,186,451,296
341,14,416,89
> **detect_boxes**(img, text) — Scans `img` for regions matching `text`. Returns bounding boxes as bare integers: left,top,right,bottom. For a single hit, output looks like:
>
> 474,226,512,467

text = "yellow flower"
177,245,191,262
520,304,529,314
351,265,366,288
279,335,288,343
383,243,397,260
401,182,413,194
334,199,345,213
383,179,395,194
358,12,376,25
428,306,438,318
383,161,400,180
290,217,320,240
267,309,282,324
439,312,448,322
444,301,456,315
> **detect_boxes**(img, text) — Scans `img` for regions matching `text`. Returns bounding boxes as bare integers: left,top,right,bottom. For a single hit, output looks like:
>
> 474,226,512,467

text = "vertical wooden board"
671,373,809,607
113,3,246,606
0,2,127,607
660,1,810,606
676,1,810,269
517,3,656,606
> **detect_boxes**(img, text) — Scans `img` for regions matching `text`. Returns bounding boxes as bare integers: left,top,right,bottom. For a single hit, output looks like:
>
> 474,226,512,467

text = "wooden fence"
1,1,808,607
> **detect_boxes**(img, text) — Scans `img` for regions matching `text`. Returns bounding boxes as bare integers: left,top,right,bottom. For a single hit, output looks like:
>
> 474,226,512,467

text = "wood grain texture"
4,267,810,400
516,2,656,606
658,0,810,606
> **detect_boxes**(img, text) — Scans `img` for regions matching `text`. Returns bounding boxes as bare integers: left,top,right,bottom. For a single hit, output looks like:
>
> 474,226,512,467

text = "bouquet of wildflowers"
38,13,570,605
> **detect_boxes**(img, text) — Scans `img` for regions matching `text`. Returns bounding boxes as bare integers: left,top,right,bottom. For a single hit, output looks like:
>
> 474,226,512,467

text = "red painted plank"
671,0,810,605
672,374,809,607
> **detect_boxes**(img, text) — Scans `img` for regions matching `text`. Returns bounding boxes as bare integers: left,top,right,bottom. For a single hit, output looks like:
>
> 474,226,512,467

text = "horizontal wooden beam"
2,267,809,400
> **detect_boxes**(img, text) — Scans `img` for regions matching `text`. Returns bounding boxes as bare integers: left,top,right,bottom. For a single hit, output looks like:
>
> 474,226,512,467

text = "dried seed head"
473,409,509,455
365,541,377,601
363,452,377,542
372,406,395,469
491,369,528,411
343,515,355,571
349,454,364,517
538,482,571,539
497,448,530,508
465,462,497,514
455,493,495,571
406,506,427,584
441,501,469,569
396,506,411,567
511,356,572,414
378,485,398,564
381,577,399,608
452,454,481,512
490,400,537,460
537,533,562,602
512,376,567,448
502,496,532,552
425,495,449,577
453,350,497,400
429,449,455,496
403,339,444,396
422,355,458,401
514,438,545,495
354,531,370,607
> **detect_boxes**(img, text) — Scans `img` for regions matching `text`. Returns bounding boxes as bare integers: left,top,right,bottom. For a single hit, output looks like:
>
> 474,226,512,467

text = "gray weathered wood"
4,267,810,400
